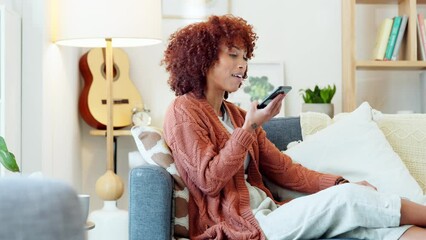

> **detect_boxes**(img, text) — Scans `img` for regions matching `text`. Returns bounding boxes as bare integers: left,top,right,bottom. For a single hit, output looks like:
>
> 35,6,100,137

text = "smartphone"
257,86,292,109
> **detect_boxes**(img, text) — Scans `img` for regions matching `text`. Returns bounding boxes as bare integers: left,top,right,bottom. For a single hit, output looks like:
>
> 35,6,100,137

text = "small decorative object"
0,136,20,172
132,107,152,126
300,84,336,117
78,194,90,222
243,76,274,102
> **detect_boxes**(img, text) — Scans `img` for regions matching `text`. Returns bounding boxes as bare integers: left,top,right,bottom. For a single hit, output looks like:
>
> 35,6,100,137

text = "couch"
0,177,85,240
129,102,426,239
129,116,354,240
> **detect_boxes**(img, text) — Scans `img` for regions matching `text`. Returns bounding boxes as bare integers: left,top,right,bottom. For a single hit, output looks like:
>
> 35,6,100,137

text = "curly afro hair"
162,14,258,98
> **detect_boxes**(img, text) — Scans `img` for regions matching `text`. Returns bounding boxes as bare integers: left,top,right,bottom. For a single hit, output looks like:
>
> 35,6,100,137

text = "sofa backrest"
262,117,302,151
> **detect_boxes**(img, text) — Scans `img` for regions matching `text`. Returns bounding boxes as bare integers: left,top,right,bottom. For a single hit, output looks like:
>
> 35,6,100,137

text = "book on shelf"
420,72,426,113
391,15,408,61
384,16,402,60
424,18,426,58
372,18,393,61
417,13,426,61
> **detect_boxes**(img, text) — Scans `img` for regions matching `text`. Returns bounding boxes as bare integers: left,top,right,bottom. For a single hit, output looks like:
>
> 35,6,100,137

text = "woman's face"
206,44,247,95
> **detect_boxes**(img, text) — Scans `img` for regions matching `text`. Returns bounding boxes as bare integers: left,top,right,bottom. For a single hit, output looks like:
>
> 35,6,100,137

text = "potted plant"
300,84,336,117
0,136,20,172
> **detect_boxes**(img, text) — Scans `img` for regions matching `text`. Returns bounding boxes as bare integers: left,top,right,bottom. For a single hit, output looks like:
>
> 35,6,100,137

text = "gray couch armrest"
129,165,174,240
0,177,84,240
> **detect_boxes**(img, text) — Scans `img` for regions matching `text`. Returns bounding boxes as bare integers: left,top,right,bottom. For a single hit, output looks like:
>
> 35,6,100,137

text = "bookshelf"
342,0,426,112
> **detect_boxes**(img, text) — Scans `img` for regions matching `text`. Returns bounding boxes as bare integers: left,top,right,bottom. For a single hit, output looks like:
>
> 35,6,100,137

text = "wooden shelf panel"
356,0,426,4
356,60,426,69
356,0,405,4
90,129,131,136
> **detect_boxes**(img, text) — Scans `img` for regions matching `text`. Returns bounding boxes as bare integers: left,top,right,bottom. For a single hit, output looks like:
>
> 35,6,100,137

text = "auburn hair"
162,14,258,98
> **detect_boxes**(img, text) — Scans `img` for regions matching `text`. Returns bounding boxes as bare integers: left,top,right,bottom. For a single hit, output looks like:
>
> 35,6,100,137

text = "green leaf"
0,136,8,152
0,136,20,172
0,150,20,172
320,90,330,103
300,84,336,103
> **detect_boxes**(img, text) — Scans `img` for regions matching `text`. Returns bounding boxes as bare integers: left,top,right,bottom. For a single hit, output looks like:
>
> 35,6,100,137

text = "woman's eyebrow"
230,45,247,55
230,45,241,50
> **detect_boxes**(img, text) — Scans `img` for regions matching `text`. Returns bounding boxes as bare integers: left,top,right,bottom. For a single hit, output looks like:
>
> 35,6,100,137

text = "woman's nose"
238,61,247,69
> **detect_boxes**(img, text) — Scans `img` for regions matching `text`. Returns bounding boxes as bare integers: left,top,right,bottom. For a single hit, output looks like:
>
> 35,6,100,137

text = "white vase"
88,201,128,240
302,103,334,117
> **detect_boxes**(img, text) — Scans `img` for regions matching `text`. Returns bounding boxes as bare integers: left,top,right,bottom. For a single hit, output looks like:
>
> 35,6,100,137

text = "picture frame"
227,62,286,117
162,0,231,19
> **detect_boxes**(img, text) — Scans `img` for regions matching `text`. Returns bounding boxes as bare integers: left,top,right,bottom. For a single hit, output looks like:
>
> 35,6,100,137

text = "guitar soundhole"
101,63,120,81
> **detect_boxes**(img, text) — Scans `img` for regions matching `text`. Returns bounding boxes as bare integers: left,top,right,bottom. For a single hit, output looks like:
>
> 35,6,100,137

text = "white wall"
17,0,424,213
21,0,82,190
21,0,44,175
0,2,21,176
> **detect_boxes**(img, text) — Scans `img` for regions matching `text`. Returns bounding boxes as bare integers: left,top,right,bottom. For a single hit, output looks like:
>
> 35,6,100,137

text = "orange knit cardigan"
163,93,340,240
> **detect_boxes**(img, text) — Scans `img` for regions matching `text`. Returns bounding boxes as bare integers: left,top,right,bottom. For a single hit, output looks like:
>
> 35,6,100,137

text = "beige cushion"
131,126,189,238
300,111,333,138
300,111,350,138
372,111,426,193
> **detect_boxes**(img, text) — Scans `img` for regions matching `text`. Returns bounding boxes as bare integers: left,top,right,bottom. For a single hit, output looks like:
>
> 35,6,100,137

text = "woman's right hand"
242,93,285,132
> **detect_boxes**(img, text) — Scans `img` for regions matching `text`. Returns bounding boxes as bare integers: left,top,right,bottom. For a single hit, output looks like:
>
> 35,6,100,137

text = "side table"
85,221,95,240
85,221,95,230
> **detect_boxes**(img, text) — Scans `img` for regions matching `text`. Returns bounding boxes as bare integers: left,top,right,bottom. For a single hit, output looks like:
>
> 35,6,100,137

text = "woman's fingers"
243,94,286,132
265,93,285,116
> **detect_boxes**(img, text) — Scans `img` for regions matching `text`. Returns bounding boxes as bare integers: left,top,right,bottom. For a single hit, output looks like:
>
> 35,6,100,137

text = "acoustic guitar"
79,48,143,130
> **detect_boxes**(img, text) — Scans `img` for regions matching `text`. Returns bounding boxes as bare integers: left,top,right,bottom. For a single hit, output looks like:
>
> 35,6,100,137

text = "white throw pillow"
286,102,425,204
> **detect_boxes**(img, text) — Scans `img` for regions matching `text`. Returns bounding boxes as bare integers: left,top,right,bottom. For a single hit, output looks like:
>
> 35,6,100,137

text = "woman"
162,14,426,240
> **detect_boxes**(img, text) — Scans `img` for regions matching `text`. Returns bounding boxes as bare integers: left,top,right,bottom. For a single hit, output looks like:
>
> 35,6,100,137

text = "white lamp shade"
54,0,162,47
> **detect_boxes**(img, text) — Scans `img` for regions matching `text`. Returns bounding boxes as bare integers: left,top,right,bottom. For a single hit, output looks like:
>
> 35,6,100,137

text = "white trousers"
254,184,412,240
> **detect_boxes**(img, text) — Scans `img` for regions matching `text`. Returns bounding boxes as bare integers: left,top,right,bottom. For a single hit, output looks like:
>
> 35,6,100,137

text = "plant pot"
302,103,334,117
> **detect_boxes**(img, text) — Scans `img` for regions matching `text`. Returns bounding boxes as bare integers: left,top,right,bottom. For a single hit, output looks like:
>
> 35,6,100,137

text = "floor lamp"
53,0,161,239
